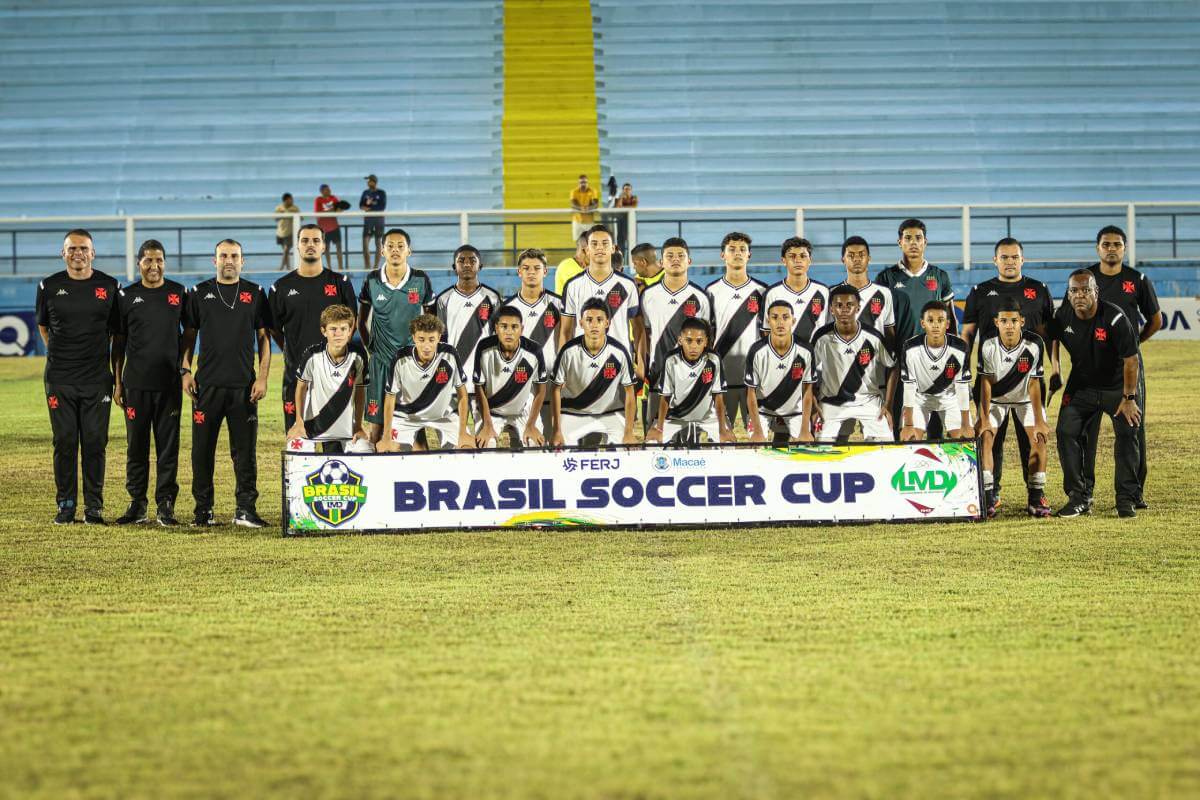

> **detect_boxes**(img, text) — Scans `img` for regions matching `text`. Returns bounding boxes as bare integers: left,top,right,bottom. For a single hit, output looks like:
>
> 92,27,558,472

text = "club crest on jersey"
1094,327,1108,342
543,310,557,329
700,366,714,384
367,400,379,416
1016,357,1031,374
302,459,367,527
683,299,698,317
603,361,618,379
434,366,450,384
167,293,181,306
857,347,873,366
94,286,108,300
478,303,491,321
1023,287,1037,300
925,278,938,291
810,299,823,316
791,362,804,380
324,284,337,297
869,298,883,315
408,289,420,304
1122,280,1136,294
239,291,253,304
514,365,529,384
746,297,759,314
945,363,958,379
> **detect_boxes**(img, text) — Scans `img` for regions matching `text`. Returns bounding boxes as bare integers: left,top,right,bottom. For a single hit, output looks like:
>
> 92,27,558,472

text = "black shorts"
363,218,384,236
323,228,341,246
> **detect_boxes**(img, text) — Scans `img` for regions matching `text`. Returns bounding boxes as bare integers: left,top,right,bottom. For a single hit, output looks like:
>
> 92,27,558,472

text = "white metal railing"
2,201,1199,280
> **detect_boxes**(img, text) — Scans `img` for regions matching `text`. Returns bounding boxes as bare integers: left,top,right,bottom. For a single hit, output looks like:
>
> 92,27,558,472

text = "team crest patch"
193,410,206,424
324,284,337,297
701,366,714,384
811,299,823,315
167,293,181,306
408,289,420,304
858,347,873,366
302,459,368,527
607,290,622,308
543,310,557,328
94,286,108,300
1122,280,1136,294
434,366,450,384
603,361,618,379
47,395,59,409
746,297,759,314
125,406,136,420
791,362,804,380
683,299,698,317
367,400,379,416
239,291,253,304
945,363,957,379
1094,327,1108,342
925,278,938,291
284,401,296,414
1023,287,1037,300
478,303,491,321
1016,357,1030,374
514,366,529,384
869,298,883,315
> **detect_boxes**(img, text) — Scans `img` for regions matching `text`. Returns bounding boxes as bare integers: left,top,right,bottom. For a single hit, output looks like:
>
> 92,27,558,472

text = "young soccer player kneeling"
378,314,474,451
977,297,1052,517
745,300,817,444
899,301,973,441
473,305,549,449
551,298,638,447
645,318,734,444
285,304,370,453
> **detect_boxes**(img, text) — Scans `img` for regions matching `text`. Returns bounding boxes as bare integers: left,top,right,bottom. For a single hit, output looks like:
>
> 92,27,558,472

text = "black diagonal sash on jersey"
861,290,886,328
669,363,716,419
715,291,763,357
989,346,1037,398
923,354,963,398
304,358,361,438
761,360,805,414
651,298,701,383
529,305,559,349
487,356,536,412
562,357,621,412
454,297,495,363
823,342,875,406
395,358,454,415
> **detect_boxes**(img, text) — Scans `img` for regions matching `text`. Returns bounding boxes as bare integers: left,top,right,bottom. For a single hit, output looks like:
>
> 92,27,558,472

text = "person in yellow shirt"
569,174,600,240
554,230,590,296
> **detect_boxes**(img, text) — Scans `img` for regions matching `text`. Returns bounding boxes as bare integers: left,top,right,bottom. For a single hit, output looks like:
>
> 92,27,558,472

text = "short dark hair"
215,238,242,254
766,299,794,317
298,223,323,238
630,243,657,262
494,305,523,326
841,236,869,257
383,228,411,246
721,231,751,249
612,249,624,270
994,237,1023,254
1068,268,1096,284
920,300,948,317
780,236,813,258
64,228,93,243
137,239,165,261
319,183,330,191
1096,225,1127,245
585,224,613,242
898,218,927,238
576,230,591,247
661,237,689,254
996,297,1024,315
281,192,293,202
516,248,547,266
453,244,481,266
679,317,710,339
829,283,861,303
580,297,611,319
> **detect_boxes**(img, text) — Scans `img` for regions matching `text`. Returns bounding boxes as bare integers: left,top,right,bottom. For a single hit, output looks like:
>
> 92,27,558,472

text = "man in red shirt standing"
314,184,344,271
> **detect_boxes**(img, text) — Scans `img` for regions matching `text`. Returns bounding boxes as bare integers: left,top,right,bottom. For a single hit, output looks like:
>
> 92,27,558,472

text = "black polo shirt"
1059,263,1160,342
268,268,357,377
184,278,272,388
1051,300,1138,393
962,275,1055,353
116,279,186,391
35,269,120,386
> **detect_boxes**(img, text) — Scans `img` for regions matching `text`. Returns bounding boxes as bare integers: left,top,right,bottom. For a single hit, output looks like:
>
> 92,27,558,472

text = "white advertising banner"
1155,298,1200,340
282,442,982,535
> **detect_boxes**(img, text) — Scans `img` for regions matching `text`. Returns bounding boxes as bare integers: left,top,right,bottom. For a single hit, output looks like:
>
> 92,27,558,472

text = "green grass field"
1,343,1198,798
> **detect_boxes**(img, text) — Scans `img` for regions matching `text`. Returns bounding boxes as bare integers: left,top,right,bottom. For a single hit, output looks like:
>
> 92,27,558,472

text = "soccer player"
837,236,901,351
559,225,644,361
629,242,664,294
111,239,185,526
314,183,343,271
434,244,501,393
180,239,272,528
1065,225,1161,509
378,314,473,451
977,297,1051,518
502,248,562,439
898,301,972,442
358,228,434,443
1050,271,1141,518
285,304,369,453
746,300,817,444
473,305,548,449
359,174,386,271
810,284,896,443
269,224,356,432
639,237,712,431
706,231,767,432
646,318,733,444
961,238,1054,505
36,229,120,524
551,297,637,447
761,236,829,344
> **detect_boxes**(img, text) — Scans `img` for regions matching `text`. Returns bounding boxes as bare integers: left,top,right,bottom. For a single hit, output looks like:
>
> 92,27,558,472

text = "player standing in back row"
560,225,644,363
434,244,501,395
706,232,767,433
761,236,828,345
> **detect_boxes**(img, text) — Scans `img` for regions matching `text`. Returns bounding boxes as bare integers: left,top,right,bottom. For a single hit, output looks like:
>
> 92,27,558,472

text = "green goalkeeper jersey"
358,265,434,358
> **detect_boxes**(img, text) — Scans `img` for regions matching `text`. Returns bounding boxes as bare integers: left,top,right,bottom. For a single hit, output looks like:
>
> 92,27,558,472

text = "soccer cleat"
1055,498,1090,518
157,505,180,527
1134,498,1149,510
233,509,268,529
192,509,216,527
115,504,148,525
53,507,76,525
1117,506,1137,519
83,510,106,525
1085,496,1095,512
982,490,998,519
1026,490,1052,518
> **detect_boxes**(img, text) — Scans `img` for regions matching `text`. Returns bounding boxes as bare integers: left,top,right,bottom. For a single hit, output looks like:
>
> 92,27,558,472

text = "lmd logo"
890,447,958,514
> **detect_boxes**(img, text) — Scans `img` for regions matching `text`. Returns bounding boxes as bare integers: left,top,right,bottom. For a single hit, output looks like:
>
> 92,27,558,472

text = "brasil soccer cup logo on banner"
302,460,368,526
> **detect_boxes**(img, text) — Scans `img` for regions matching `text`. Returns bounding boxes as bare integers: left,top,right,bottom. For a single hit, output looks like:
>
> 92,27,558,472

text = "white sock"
1030,472,1046,489
983,470,994,491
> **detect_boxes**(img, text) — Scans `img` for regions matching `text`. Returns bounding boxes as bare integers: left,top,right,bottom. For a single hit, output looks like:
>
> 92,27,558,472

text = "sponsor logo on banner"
0,312,37,356
890,446,960,515
302,460,368,526
1156,298,1200,340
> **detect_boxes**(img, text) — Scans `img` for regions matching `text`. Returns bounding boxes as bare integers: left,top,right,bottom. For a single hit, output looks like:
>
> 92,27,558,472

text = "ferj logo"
302,459,368,526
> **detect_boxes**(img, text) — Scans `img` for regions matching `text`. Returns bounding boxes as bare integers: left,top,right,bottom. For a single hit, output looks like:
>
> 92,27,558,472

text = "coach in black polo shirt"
35,229,120,525
112,239,186,526
961,238,1054,509
1051,270,1141,518
268,223,356,431
1059,226,1161,510
181,239,272,528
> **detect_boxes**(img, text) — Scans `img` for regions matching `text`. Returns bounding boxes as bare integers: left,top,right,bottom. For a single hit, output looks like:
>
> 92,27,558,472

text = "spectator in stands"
569,174,600,240
554,230,590,296
274,193,300,270
314,184,344,272
359,174,386,271
612,181,637,251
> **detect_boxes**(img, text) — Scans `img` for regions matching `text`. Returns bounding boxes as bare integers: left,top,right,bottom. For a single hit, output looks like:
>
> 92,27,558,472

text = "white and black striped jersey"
640,280,713,383
836,281,895,332
760,279,829,343
295,342,369,441
552,337,635,416
433,284,502,388
503,290,563,371
811,323,894,406
562,270,641,352
656,349,725,423
900,334,972,402
979,332,1045,404
472,335,547,418
745,338,815,418
386,342,464,421
706,276,768,389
